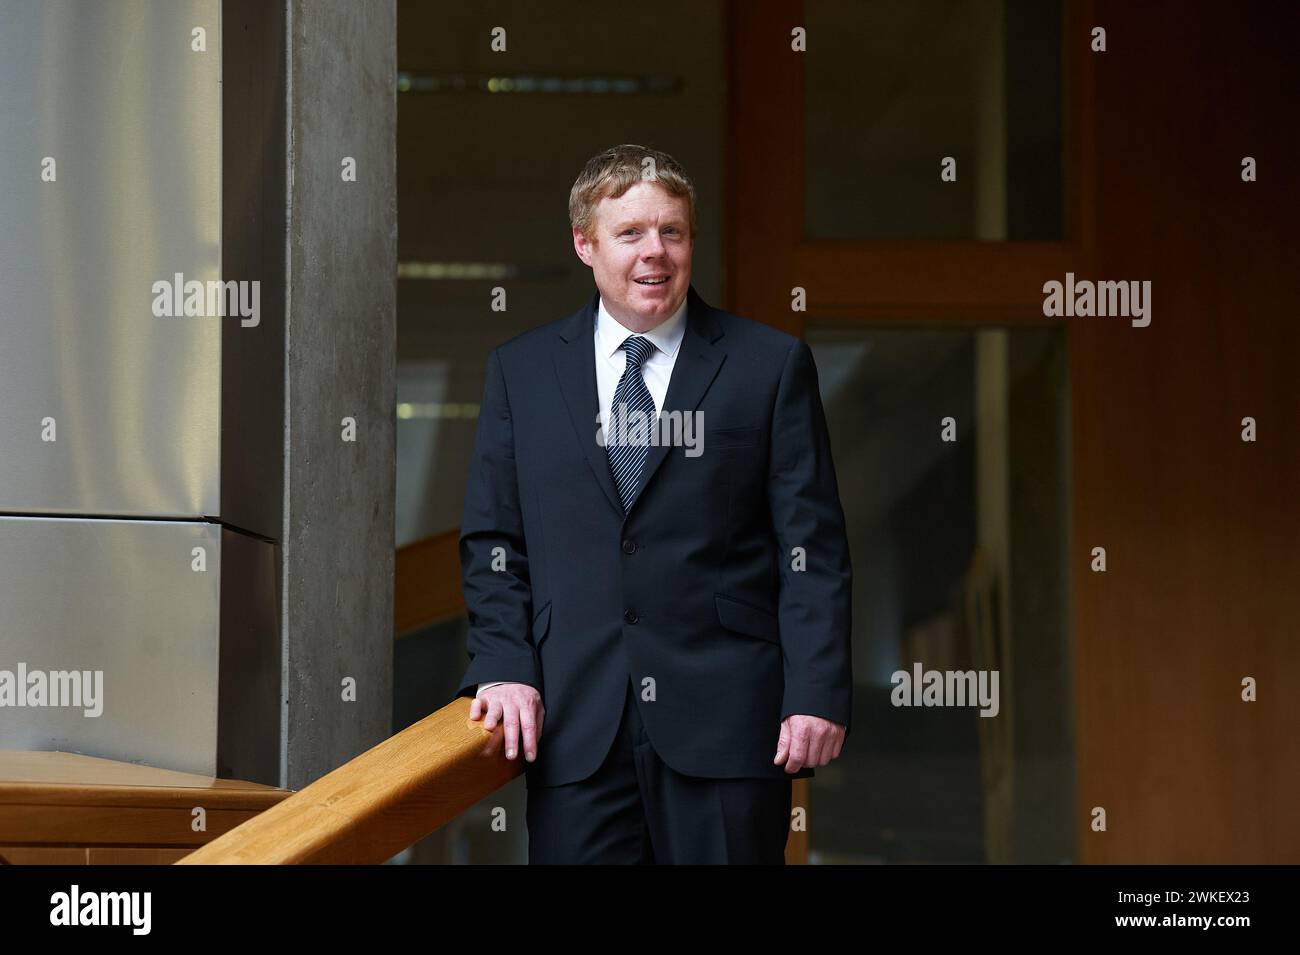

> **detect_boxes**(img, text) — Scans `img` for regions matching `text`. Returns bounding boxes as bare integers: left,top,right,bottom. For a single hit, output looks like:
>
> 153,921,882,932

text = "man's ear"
572,227,595,267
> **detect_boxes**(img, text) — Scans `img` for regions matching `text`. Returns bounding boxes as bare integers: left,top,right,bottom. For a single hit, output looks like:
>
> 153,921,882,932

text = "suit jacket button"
621,539,636,554
624,609,638,624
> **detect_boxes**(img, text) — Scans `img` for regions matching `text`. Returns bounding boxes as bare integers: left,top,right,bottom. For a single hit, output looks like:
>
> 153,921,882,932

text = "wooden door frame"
724,0,1096,329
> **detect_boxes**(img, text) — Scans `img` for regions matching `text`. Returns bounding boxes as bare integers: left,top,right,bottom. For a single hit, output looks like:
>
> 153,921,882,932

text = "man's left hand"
774,715,846,773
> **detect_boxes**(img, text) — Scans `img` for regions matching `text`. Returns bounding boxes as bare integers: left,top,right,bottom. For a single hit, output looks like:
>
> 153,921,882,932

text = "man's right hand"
469,683,544,762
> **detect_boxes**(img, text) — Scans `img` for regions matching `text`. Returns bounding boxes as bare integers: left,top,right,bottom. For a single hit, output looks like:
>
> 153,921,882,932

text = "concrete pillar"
225,0,396,789
280,0,397,789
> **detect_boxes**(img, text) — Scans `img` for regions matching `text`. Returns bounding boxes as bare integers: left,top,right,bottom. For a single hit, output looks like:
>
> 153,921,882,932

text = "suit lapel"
625,286,725,514
554,291,624,518
552,285,726,522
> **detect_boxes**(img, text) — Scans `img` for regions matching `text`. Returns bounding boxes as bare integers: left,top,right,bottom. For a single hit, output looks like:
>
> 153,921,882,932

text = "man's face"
573,180,693,332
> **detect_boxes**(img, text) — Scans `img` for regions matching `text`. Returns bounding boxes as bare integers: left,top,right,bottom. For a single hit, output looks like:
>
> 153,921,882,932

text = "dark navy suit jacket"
455,285,852,789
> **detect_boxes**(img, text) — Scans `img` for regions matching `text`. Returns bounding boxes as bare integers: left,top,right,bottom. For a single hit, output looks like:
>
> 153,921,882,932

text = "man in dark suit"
456,144,852,863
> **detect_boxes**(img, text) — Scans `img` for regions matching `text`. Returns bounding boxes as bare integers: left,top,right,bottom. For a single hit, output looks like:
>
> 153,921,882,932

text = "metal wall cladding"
0,0,222,518
0,516,223,775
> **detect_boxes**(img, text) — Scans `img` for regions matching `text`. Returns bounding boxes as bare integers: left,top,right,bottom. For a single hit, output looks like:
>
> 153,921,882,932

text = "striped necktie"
606,335,657,512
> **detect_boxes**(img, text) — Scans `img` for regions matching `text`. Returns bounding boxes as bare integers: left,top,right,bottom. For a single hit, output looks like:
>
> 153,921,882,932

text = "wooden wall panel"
1072,1,1300,862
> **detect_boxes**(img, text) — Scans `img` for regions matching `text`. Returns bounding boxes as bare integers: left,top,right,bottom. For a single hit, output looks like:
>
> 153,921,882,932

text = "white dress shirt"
476,293,689,698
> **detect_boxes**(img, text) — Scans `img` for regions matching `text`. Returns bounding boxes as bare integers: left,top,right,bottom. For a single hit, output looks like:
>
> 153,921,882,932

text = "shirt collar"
595,293,688,361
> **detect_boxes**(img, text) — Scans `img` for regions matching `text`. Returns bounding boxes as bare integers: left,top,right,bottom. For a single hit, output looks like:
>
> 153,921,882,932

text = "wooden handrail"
176,697,517,864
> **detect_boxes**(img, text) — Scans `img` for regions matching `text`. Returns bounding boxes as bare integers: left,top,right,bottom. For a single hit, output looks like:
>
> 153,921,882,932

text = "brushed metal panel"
0,0,221,517
0,516,221,775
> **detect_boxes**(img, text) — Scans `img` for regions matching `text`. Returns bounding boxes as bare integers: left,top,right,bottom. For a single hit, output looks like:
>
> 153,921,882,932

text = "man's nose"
642,231,667,257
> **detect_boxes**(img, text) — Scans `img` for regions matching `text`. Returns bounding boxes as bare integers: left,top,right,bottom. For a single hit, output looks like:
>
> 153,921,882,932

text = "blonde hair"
569,144,697,241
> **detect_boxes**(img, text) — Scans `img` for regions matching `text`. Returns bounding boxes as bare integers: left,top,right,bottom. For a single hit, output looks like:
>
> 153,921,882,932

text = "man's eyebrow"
610,218,686,231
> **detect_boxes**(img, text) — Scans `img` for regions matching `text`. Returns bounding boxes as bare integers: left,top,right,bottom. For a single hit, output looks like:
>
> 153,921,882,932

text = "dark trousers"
526,677,792,864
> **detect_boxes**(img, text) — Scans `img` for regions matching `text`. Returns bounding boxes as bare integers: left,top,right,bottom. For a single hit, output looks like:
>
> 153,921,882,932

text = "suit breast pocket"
704,426,761,451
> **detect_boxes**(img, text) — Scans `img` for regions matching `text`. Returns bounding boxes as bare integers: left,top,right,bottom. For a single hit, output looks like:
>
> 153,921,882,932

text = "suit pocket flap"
531,600,552,647
714,593,780,644
705,426,761,449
